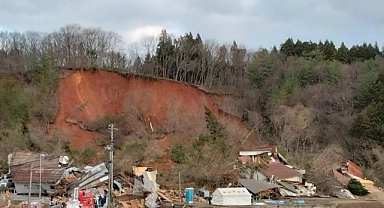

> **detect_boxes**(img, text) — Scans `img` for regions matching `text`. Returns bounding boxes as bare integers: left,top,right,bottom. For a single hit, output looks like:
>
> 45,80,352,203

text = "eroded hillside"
53,69,258,154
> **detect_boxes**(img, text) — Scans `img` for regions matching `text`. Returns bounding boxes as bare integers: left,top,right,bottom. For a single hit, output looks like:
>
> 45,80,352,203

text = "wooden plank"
157,191,173,202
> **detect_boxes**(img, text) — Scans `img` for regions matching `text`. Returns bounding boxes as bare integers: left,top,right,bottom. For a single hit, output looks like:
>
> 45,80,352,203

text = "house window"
50,185,55,189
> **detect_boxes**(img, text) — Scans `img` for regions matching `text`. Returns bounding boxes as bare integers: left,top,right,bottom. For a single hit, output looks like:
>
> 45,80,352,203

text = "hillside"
1,25,384,190
52,69,258,169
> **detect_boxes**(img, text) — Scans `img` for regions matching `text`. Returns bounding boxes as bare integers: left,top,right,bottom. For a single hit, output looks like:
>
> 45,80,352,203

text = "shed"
347,161,364,178
211,188,251,206
240,179,280,194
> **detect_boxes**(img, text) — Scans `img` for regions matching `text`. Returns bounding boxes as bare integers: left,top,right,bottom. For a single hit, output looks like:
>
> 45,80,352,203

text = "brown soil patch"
53,69,258,155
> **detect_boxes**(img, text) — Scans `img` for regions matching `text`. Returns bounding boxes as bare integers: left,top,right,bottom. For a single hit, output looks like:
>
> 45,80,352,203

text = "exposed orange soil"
53,69,258,154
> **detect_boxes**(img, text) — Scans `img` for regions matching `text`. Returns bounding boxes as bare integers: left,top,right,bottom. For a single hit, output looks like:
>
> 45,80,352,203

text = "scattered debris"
333,188,356,199
5,148,380,208
237,147,317,201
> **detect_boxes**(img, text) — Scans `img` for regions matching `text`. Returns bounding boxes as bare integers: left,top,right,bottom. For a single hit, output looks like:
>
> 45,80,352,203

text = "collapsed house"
57,162,122,197
331,160,377,199
114,166,178,208
238,146,316,198
240,179,280,199
8,151,69,195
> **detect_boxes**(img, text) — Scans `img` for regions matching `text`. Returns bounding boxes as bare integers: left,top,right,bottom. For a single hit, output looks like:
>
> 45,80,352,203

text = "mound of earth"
52,69,258,157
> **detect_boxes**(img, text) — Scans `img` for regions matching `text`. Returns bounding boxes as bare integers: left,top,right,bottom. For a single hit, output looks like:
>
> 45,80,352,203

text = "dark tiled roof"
12,166,66,184
240,179,279,194
10,151,65,183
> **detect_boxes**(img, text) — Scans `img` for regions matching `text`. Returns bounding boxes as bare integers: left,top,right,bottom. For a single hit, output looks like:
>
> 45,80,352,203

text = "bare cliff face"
53,69,258,165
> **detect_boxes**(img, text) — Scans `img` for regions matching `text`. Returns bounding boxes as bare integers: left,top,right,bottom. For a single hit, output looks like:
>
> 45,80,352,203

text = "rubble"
237,146,318,202
6,148,380,208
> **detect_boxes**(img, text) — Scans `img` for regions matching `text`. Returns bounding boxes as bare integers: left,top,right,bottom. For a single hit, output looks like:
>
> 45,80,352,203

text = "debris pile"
115,166,176,208
331,160,378,199
237,146,317,201
7,148,382,207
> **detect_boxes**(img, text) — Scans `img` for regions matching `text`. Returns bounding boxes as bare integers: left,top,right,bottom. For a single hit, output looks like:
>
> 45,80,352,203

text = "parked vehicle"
0,178,15,191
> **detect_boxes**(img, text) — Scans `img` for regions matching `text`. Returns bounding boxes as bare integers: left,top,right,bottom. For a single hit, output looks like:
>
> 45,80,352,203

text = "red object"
238,156,251,164
347,161,364,178
78,190,95,208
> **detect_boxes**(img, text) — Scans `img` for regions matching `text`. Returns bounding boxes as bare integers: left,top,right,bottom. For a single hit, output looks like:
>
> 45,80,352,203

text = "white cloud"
121,25,164,44
1,0,383,49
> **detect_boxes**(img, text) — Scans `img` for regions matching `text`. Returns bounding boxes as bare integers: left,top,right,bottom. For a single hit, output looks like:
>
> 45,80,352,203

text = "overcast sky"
1,0,384,51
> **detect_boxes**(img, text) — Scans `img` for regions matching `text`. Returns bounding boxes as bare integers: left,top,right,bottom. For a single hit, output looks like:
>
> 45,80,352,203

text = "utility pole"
178,172,182,202
39,154,45,203
28,164,33,208
107,124,117,208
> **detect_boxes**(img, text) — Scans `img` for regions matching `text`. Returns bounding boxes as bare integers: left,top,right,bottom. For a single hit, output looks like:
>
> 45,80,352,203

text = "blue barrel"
185,188,194,204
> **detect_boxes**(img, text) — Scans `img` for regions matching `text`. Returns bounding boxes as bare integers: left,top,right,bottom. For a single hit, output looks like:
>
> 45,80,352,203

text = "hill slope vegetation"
1,24,384,190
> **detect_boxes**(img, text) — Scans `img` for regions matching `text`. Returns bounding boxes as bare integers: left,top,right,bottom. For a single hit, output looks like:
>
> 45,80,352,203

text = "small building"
258,162,303,183
9,152,67,195
211,188,251,206
346,161,364,179
239,146,290,165
240,179,280,195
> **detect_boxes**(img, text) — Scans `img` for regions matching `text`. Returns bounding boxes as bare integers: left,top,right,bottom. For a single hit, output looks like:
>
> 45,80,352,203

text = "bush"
347,179,369,196
83,115,125,132
76,148,97,166
170,143,186,164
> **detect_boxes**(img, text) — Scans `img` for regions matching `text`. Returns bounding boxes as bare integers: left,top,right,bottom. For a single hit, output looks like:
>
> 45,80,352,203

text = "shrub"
347,179,369,196
76,148,97,165
83,115,125,132
170,143,186,164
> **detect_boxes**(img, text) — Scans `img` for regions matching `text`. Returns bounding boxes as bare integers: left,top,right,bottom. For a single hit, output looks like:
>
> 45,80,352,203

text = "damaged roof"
10,151,66,184
10,152,42,167
239,146,277,156
12,161,66,183
347,161,364,179
238,156,251,164
240,179,279,194
259,162,301,180
333,169,350,186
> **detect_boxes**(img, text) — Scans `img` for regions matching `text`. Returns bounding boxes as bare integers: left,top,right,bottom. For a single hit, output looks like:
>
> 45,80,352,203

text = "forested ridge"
1,24,384,188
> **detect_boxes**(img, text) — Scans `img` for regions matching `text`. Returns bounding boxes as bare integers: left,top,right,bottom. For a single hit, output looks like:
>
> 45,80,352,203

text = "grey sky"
1,0,384,51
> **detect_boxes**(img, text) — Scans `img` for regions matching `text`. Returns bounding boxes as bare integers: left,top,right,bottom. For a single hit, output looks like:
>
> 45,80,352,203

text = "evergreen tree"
155,29,176,78
32,52,59,93
336,42,349,63
351,71,384,144
271,45,278,54
280,38,295,56
132,56,142,72
323,40,337,60
302,41,312,55
204,106,226,140
294,39,304,56
348,45,359,62
374,41,381,56
317,40,324,53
